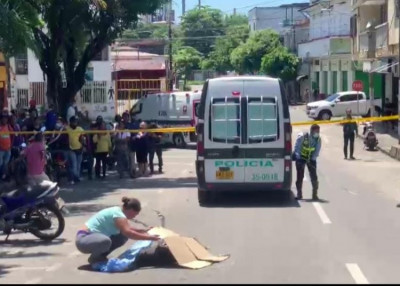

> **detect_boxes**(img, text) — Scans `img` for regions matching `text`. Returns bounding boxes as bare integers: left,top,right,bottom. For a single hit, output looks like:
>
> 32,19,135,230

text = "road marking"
303,176,308,182
322,135,329,144
46,262,62,272
346,263,369,284
312,202,332,224
24,278,43,284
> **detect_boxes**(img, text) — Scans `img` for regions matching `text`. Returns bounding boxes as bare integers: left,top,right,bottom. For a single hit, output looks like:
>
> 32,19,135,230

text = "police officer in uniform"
293,124,322,200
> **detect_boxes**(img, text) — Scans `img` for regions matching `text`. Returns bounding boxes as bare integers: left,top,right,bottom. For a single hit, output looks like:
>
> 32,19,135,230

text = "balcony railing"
375,22,388,50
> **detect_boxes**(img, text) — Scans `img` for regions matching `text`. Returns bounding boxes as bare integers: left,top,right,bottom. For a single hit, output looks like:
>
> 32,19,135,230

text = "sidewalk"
356,122,400,161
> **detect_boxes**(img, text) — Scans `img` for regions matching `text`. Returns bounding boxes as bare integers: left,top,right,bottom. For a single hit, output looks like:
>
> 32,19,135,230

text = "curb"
356,134,400,161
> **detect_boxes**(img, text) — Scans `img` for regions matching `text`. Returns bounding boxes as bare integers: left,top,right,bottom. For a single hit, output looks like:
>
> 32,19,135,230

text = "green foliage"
0,0,166,114
174,46,202,88
0,0,41,57
180,6,225,56
223,14,248,27
204,24,249,73
230,29,281,74
260,48,299,82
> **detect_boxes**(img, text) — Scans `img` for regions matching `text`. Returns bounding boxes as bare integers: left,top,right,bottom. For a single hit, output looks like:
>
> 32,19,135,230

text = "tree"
174,47,202,89
223,14,248,27
1,0,165,116
202,24,249,73
0,0,41,110
260,48,299,82
230,29,281,74
180,6,224,57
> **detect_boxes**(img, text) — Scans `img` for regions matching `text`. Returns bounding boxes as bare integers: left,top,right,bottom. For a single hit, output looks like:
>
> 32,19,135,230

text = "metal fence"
80,81,108,104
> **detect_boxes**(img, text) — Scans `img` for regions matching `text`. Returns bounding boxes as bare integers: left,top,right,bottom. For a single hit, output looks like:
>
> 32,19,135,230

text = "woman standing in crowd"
93,122,111,179
135,122,149,177
114,121,130,179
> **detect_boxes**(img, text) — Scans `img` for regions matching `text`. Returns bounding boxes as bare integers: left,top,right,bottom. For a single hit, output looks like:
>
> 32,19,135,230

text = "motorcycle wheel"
27,204,65,241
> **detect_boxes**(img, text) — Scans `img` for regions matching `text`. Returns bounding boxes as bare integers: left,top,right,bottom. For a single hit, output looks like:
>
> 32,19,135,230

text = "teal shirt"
85,206,127,237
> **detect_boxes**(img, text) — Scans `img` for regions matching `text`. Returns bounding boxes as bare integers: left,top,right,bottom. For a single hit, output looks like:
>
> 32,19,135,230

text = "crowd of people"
0,100,164,186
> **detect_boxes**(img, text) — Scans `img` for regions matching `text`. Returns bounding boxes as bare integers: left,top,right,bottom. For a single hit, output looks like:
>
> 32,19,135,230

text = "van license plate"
216,170,234,180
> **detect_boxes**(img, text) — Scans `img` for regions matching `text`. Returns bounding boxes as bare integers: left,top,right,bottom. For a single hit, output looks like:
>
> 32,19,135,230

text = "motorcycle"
362,122,379,151
0,181,65,241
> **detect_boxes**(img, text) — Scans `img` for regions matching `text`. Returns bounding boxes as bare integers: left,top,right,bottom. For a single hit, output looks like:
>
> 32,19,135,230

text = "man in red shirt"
0,112,12,180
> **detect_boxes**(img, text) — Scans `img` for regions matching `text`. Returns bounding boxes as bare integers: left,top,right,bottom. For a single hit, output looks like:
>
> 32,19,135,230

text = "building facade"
298,0,354,98
248,3,309,34
352,0,398,112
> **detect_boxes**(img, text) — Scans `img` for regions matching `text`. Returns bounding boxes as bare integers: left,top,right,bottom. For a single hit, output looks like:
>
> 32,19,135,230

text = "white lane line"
322,135,329,144
24,278,43,284
312,202,332,224
346,263,369,284
303,175,308,182
46,262,62,272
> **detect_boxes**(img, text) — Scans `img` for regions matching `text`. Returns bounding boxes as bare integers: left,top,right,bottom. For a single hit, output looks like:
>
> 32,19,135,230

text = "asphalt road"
1,105,400,284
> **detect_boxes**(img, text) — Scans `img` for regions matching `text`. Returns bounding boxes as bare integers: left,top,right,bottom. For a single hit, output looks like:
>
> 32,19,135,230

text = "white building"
9,47,115,121
297,0,354,97
248,3,309,34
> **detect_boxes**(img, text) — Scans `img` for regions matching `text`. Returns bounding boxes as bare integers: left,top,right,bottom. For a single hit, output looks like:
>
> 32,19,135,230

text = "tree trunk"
2,57,12,111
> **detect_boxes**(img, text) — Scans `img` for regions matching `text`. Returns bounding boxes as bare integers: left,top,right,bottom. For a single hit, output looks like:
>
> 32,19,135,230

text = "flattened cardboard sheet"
183,237,229,262
164,236,212,269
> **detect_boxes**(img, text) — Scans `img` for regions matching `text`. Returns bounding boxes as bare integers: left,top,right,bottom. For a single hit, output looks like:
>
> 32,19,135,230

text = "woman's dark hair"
121,197,141,212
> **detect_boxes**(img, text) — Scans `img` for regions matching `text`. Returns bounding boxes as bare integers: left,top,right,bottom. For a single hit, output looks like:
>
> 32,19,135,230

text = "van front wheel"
198,189,213,206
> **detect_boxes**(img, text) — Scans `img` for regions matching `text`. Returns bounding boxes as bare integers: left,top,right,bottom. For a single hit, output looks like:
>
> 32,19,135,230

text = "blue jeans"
68,150,82,181
0,150,11,177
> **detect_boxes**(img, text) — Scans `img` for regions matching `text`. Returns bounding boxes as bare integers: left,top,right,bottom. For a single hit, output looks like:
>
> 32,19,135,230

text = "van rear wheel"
198,189,213,206
173,133,186,148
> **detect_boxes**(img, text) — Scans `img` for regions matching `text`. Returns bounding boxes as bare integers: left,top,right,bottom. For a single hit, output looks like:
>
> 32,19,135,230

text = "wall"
248,5,307,34
28,49,44,82
309,1,351,40
388,0,398,46
298,38,331,58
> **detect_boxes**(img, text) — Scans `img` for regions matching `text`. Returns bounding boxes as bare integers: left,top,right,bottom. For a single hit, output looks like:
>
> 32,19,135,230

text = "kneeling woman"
75,197,160,265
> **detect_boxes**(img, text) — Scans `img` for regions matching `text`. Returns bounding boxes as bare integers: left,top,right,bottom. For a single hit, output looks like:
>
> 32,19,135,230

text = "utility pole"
182,0,185,16
198,0,201,8
168,0,173,91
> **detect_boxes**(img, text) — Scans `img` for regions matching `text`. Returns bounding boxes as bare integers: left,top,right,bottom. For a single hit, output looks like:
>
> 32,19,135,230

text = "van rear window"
210,97,241,143
247,97,278,143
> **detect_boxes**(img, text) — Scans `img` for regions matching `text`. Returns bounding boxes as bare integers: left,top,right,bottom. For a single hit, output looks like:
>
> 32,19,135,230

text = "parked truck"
130,91,201,147
306,91,382,120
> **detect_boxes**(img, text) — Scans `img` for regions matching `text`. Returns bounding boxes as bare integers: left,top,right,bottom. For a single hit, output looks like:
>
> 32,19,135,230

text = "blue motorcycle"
0,181,65,241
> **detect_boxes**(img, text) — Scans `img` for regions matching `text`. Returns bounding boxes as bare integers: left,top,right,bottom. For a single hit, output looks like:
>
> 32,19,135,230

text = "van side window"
210,97,241,143
247,97,278,143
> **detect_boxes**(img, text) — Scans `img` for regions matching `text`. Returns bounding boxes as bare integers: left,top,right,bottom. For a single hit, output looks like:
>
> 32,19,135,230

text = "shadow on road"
60,175,197,204
0,238,67,247
203,190,301,208
0,264,17,278
65,203,115,217
302,199,330,204
0,250,56,259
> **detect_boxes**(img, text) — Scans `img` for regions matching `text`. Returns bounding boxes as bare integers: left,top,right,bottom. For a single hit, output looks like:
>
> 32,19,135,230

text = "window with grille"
247,97,279,143
15,53,28,75
210,97,241,144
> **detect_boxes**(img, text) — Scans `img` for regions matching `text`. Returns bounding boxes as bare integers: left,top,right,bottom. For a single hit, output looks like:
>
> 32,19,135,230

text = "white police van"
195,76,292,205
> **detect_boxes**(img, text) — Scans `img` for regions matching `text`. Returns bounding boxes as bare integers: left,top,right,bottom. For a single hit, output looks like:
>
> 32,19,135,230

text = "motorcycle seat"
1,181,58,200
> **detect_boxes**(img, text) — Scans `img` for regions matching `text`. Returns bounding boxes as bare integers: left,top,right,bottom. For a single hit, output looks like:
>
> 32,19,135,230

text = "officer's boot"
295,181,303,200
312,181,319,201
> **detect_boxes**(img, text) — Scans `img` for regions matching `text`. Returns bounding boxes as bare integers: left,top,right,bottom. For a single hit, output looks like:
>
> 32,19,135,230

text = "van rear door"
204,81,245,184
242,80,285,184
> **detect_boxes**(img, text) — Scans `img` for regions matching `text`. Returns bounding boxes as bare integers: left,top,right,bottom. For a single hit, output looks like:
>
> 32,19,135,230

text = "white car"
306,91,382,120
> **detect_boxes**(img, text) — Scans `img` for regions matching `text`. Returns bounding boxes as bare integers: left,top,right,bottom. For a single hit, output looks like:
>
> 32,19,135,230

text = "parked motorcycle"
362,122,379,151
0,181,65,241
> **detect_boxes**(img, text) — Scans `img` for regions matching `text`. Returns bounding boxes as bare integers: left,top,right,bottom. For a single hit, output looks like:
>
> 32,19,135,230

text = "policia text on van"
195,76,292,205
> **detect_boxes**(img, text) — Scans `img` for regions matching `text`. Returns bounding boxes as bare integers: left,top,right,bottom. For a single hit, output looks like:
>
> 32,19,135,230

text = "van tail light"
284,122,292,154
197,124,204,156
197,140,204,155
284,159,291,172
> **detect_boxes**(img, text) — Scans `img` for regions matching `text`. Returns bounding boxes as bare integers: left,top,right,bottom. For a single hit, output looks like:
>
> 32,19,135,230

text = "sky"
173,0,309,18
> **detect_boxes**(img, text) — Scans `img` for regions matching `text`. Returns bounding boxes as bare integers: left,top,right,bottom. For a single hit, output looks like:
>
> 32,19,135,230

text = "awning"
296,75,308,81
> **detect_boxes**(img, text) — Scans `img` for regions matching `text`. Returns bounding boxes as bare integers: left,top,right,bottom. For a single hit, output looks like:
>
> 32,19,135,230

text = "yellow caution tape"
0,115,398,135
